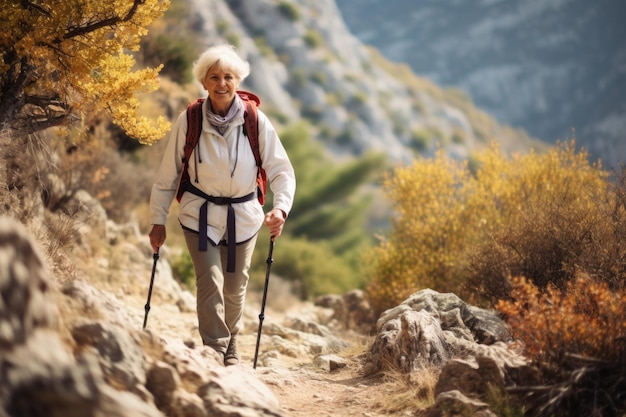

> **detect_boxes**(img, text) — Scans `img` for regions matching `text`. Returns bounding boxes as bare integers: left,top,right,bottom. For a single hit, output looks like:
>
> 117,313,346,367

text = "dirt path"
129,288,395,417
254,364,389,417
235,328,390,417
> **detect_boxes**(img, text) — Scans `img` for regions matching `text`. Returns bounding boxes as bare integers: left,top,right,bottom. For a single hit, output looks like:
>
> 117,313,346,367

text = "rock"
364,288,541,416
377,289,512,344
71,320,148,394
314,289,375,332
425,390,497,417
0,217,163,417
199,366,284,417
0,216,56,348
146,361,181,414
435,357,504,398
365,289,518,374
314,355,347,372
0,216,287,417
365,309,451,374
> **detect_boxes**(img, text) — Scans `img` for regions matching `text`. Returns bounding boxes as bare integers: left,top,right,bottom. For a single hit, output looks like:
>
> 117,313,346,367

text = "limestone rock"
364,289,519,375
0,216,286,417
314,354,348,372
315,289,375,332
0,216,56,348
425,390,497,417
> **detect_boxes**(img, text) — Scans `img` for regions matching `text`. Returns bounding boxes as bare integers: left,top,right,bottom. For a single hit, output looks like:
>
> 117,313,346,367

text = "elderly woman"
149,44,296,366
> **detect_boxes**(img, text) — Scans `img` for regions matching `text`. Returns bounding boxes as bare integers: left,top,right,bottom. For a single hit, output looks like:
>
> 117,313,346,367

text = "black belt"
183,183,256,272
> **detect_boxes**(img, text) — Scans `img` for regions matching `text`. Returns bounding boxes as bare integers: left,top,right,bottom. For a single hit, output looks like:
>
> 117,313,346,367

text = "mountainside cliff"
178,0,545,163
336,0,626,167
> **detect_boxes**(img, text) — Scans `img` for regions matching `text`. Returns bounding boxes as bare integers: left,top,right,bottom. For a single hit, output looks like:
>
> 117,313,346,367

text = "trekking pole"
253,237,274,369
143,250,160,329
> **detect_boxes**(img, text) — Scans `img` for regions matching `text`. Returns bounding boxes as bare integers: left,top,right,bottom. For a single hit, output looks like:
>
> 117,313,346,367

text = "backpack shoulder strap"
176,98,204,202
237,90,261,167
236,90,267,206
243,103,260,167
184,98,205,163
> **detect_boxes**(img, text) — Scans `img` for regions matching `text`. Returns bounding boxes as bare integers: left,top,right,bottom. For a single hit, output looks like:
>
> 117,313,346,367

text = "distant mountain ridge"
335,0,626,167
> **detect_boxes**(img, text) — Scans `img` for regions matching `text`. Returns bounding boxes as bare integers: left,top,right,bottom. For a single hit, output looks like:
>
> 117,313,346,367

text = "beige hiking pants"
183,228,258,354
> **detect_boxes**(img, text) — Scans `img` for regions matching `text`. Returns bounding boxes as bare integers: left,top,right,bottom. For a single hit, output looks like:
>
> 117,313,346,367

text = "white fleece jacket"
149,98,296,244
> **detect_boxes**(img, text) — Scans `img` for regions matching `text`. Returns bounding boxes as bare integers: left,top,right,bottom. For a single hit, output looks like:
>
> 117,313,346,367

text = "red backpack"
175,90,267,205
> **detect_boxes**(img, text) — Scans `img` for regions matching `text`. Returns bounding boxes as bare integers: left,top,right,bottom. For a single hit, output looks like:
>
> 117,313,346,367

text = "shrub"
365,140,617,315
0,130,82,278
365,149,486,314
303,30,323,49
497,275,626,416
138,0,199,84
50,132,154,224
497,275,626,363
466,141,617,304
409,127,431,152
277,1,300,21
250,234,358,299
171,250,195,291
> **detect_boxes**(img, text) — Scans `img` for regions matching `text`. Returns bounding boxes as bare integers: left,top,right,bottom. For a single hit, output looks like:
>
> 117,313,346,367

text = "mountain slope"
178,0,545,163
336,0,626,167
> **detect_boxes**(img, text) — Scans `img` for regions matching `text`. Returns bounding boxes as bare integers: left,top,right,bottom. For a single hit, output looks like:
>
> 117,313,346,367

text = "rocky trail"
1,216,533,417
128,284,392,417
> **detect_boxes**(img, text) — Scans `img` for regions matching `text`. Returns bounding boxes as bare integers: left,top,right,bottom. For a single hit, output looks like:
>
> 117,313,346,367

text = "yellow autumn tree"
0,0,170,144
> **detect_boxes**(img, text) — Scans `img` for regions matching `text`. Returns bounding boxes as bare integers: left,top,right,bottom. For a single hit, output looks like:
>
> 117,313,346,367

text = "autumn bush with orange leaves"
496,275,626,364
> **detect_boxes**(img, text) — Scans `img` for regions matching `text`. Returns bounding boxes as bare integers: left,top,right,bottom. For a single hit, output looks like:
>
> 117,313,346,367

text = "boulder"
364,289,519,374
364,288,541,416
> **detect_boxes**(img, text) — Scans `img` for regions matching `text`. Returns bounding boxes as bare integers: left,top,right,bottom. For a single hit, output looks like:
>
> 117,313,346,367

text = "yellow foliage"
365,140,615,315
1,0,170,143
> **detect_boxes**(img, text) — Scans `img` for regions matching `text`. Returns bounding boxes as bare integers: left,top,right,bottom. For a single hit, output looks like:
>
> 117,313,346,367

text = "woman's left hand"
264,208,286,239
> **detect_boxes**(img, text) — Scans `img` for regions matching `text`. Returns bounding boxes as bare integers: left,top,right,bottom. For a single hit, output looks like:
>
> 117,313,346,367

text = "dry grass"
368,367,440,415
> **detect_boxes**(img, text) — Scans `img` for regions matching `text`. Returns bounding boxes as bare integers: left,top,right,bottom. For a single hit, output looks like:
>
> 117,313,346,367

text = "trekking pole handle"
266,238,274,265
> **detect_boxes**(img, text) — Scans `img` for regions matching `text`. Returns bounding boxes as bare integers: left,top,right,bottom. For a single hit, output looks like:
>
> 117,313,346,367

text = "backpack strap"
176,98,204,202
237,90,267,206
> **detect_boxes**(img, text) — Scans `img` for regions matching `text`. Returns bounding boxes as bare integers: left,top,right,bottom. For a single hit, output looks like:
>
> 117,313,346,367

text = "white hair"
192,44,250,84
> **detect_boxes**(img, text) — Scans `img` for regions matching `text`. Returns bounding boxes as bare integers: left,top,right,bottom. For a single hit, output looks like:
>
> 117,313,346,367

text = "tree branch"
62,0,146,40
20,0,51,17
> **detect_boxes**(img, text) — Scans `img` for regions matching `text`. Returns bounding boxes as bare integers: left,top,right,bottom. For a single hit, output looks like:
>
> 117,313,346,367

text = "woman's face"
202,64,240,110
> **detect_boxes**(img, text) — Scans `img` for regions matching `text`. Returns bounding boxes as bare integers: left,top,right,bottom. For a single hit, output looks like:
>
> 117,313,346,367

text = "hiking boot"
224,334,239,366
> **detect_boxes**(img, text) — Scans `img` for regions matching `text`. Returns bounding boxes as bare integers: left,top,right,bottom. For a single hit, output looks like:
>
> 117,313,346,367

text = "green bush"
139,0,199,84
409,128,431,152
303,30,323,49
171,250,196,291
277,1,300,21
250,234,360,299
